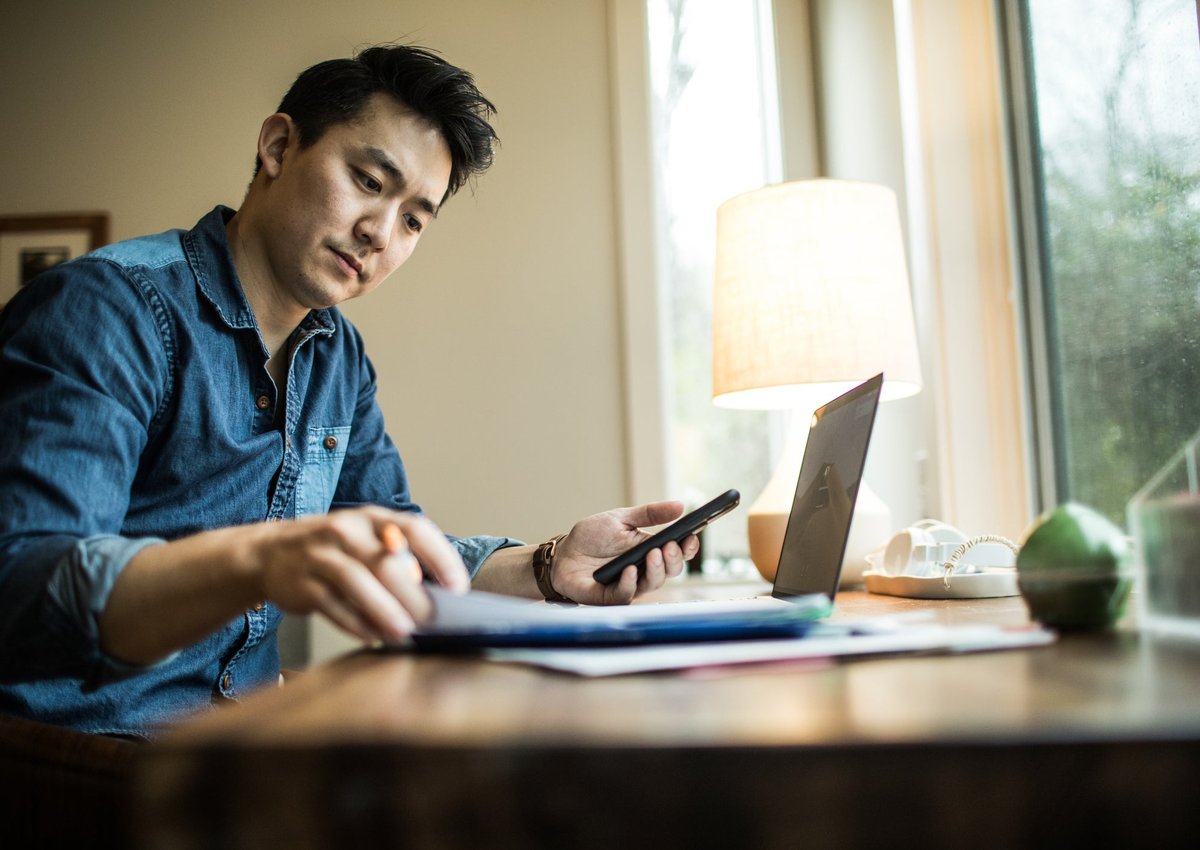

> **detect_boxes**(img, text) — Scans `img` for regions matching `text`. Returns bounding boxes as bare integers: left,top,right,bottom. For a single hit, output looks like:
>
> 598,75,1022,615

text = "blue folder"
408,586,832,649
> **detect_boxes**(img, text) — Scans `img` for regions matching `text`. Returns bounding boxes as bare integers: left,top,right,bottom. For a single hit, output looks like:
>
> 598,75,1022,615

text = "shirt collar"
184,205,335,336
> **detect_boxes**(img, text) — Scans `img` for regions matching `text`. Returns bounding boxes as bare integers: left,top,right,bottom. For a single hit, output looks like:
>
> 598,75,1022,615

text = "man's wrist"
532,534,571,603
224,522,272,608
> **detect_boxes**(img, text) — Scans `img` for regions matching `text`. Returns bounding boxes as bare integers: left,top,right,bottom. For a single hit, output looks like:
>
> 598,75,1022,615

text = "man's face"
257,92,452,312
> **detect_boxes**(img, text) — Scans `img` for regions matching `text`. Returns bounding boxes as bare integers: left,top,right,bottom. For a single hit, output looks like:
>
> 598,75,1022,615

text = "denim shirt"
0,206,519,738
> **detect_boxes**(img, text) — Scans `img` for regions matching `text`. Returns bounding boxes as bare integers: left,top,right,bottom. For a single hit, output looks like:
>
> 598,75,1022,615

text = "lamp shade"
712,179,922,409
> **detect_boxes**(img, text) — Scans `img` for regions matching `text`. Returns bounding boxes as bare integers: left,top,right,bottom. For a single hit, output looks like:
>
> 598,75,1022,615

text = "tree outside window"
1018,0,1200,524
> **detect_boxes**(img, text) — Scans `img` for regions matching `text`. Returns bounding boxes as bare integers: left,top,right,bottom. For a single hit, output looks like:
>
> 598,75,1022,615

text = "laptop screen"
772,374,883,599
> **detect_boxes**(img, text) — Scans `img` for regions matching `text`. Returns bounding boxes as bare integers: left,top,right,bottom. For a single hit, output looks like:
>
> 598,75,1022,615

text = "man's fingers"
379,523,425,583
641,546,667,588
604,564,638,604
658,540,687,581
319,549,415,642
367,510,469,593
614,500,686,531
373,537,434,626
316,587,378,644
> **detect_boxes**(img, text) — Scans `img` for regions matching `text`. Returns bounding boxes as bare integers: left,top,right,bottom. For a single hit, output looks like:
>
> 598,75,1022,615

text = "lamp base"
744,406,892,586
747,480,892,586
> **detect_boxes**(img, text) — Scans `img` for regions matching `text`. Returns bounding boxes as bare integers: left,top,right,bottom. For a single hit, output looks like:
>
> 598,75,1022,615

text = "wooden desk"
134,587,1200,849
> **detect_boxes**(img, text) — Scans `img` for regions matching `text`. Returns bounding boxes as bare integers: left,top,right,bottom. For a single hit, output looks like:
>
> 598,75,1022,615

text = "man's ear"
257,113,296,179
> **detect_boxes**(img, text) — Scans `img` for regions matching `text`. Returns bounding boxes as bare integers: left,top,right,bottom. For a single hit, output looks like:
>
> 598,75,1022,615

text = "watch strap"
532,534,571,603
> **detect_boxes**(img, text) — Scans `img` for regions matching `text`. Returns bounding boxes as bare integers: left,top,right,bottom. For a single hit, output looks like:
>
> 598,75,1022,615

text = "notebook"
410,373,884,648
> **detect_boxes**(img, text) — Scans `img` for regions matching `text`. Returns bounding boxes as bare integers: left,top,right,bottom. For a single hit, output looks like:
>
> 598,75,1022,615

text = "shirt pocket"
295,425,352,517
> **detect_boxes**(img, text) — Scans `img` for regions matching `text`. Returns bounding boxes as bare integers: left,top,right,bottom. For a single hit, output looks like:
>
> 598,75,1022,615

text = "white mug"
880,520,968,577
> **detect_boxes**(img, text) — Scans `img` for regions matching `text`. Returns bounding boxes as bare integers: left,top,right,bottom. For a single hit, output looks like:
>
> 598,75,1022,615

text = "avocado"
1016,503,1131,630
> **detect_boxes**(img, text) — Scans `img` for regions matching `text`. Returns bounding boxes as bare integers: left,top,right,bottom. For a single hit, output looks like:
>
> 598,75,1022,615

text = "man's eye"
358,172,382,193
405,215,423,233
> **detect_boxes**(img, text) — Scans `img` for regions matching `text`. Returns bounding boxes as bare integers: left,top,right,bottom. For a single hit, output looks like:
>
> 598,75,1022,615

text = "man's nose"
356,207,398,252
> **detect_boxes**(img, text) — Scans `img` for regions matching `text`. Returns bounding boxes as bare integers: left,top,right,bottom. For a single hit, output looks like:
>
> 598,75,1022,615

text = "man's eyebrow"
364,146,440,217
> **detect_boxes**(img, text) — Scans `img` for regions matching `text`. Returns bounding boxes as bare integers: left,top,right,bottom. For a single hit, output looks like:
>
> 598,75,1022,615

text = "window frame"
892,0,1035,537
995,0,1061,512
611,0,1037,537
609,0,672,506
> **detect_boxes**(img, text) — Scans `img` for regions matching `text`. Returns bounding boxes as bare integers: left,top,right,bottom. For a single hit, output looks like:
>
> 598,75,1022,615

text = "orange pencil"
382,523,406,554
382,523,423,582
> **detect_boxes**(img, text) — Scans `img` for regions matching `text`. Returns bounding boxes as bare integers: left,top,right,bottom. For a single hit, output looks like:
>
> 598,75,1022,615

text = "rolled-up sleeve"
0,260,171,681
47,536,174,676
448,533,525,578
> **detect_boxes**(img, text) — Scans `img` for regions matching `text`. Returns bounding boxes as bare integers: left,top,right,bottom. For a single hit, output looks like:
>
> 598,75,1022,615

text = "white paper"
418,585,830,633
483,622,1055,677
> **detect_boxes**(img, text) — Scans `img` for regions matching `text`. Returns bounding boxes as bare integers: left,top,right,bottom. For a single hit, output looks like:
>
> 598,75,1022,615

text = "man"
0,45,696,738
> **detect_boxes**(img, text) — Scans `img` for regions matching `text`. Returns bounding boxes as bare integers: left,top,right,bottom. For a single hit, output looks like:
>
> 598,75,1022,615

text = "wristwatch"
532,533,571,603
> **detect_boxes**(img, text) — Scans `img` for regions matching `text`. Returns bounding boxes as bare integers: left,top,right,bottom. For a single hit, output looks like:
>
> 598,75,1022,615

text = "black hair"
257,44,498,199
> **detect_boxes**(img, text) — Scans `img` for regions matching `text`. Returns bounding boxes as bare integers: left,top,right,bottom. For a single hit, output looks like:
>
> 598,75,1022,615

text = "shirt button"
256,395,270,410
221,673,232,691
323,435,338,450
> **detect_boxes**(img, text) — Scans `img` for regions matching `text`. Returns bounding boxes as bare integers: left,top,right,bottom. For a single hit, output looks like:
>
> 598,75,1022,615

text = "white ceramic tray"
862,568,1020,599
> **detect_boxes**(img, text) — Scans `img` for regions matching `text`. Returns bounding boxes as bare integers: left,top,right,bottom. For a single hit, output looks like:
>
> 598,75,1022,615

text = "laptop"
411,373,883,648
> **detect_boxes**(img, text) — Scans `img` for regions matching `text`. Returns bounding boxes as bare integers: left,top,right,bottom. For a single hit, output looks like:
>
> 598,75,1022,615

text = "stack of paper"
407,586,1054,676
412,586,832,649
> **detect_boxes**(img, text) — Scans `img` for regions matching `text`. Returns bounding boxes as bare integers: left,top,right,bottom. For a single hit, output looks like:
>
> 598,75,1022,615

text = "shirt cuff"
448,534,524,578
46,534,177,679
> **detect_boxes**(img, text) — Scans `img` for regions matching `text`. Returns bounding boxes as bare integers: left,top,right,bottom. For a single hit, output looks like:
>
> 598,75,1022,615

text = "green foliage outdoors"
1032,0,1200,526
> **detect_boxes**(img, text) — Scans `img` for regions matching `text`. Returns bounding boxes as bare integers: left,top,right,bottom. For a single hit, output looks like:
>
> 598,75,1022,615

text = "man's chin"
297,278,362,311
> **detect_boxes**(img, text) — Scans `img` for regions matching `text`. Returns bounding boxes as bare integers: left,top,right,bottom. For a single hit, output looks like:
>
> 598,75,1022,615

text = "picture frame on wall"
0,213,109,306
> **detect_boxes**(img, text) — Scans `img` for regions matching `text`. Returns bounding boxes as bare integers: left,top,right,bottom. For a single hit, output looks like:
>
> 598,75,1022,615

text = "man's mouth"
332,248,364,278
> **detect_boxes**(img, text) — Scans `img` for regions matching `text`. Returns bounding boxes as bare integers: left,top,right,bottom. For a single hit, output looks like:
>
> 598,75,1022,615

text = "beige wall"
0,0,630,545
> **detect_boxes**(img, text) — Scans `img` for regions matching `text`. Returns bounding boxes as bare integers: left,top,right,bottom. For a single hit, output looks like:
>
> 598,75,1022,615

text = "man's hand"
101,507,468,665
550,500,699,605
253,507,469,644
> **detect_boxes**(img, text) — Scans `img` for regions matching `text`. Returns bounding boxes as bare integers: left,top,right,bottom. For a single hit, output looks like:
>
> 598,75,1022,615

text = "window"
645,0,783,569
1006,0,1200,524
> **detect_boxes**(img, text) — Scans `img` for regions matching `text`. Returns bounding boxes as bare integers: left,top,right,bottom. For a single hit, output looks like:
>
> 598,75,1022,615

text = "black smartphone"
591,489,740,585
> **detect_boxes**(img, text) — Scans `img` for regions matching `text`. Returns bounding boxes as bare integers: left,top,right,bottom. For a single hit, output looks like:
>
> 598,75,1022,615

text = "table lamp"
712,179,922,583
